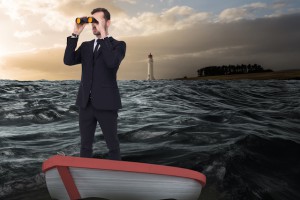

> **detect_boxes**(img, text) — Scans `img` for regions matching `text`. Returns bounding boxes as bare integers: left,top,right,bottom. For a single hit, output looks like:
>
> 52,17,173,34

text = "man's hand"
73,16,87,35
93,15,107,39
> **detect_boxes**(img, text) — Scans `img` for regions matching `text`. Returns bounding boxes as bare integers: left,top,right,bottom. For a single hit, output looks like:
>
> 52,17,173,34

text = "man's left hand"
93,15,107,38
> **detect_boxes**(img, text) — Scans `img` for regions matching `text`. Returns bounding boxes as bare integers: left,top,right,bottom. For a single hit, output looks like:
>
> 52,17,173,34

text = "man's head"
91,8,111,36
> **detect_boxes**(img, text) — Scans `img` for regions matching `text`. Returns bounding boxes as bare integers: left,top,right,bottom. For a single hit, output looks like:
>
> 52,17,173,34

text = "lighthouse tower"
147,53,155,80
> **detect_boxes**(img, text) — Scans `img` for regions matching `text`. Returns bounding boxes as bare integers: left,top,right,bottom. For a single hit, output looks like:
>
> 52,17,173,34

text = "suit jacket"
63,36,126,110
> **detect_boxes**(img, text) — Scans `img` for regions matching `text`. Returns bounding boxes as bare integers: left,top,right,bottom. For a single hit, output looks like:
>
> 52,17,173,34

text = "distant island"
197,64,272,77
173,64,300,80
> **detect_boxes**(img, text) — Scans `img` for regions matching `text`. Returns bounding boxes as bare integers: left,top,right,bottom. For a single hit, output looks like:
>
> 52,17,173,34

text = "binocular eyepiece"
75,17,98,24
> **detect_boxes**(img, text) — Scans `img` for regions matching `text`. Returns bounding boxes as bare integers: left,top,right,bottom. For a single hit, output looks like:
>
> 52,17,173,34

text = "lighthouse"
147,53,155,80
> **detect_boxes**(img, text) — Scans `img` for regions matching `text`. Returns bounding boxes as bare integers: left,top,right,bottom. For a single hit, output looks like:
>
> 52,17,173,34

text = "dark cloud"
122,13,300,79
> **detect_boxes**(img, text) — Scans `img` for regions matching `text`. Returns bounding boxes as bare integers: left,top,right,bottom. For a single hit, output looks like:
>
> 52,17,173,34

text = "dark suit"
64,36,126,160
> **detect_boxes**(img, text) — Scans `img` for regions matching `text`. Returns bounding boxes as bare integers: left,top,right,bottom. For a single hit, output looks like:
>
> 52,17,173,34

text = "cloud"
0,0,60,25
288,7,300,15
14,30,41,38
0,0,126,32
160,0,175,5
219,7,250,22
244,2,267,9
0,46,80,80
218,2,267,22
1,1,300,80
56,0,125,17
114,13,300,79
0,0,69,32
118,0,137,4
272,1,287,9
111,6,212,36
2,13,300,80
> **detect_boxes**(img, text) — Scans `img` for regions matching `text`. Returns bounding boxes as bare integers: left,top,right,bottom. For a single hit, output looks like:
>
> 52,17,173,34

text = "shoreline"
173,70,300,80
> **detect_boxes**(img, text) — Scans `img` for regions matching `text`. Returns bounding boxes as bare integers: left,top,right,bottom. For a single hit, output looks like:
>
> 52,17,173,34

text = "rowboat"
42,155,206,200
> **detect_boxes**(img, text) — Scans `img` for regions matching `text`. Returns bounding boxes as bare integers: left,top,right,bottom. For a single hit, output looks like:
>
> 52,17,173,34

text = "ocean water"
0,79,300,200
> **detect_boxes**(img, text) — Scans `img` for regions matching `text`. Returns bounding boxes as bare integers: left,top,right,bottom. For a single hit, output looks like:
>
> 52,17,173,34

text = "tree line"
197,64,273,77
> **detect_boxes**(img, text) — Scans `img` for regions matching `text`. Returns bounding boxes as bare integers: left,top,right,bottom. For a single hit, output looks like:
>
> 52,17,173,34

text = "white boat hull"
42,155,206,200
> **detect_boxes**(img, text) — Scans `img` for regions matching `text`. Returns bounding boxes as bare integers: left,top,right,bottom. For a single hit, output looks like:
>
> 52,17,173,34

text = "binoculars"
75,17,98,24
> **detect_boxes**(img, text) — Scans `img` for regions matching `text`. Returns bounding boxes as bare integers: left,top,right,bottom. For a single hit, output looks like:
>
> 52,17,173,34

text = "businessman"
64,8,126,160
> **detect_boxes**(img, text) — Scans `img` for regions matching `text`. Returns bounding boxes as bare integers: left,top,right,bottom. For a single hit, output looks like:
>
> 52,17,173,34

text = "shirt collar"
94,35,112,44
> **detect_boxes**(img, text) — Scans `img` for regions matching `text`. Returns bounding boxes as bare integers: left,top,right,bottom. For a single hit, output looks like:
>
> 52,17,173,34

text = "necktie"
93,39,101,57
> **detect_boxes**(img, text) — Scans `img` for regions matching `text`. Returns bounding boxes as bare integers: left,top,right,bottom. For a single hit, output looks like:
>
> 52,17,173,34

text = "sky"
0,0,300,80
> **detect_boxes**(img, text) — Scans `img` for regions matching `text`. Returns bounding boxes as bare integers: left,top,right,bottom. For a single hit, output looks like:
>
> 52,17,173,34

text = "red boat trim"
57,166,81,200
42,155,206,187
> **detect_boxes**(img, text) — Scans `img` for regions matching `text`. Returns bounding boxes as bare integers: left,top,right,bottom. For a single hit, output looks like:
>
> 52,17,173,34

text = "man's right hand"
73,16,87,35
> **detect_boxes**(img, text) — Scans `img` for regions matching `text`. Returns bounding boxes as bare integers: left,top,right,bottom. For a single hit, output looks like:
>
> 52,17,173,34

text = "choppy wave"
0,79,300,200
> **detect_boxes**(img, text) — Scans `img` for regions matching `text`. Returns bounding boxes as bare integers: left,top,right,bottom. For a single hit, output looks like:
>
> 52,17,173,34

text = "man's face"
92,11,108,36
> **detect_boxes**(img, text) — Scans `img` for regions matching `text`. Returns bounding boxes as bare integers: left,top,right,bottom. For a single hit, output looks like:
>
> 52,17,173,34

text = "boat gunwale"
42,155,206,186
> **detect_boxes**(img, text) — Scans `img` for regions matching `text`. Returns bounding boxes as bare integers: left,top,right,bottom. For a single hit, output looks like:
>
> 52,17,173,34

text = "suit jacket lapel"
87,40,94,61
95,37,115,59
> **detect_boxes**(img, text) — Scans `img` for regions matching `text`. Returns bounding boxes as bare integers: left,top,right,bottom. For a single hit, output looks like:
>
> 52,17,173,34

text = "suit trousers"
79,96,121,160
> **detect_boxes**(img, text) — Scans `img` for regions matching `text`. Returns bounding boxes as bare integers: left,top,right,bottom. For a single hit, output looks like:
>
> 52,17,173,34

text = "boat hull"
42,155,206,200
45,167,202,200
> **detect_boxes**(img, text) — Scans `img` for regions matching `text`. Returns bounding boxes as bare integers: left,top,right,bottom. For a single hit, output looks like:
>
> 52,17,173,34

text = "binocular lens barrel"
76,18,84,24
75,17,98,24
88,17,93,23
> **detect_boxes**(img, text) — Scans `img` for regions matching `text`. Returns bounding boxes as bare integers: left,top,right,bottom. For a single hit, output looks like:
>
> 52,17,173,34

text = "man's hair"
91,8,110,20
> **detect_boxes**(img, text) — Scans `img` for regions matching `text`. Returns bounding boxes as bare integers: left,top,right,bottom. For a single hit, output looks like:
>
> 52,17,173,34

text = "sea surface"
0,79,299,200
